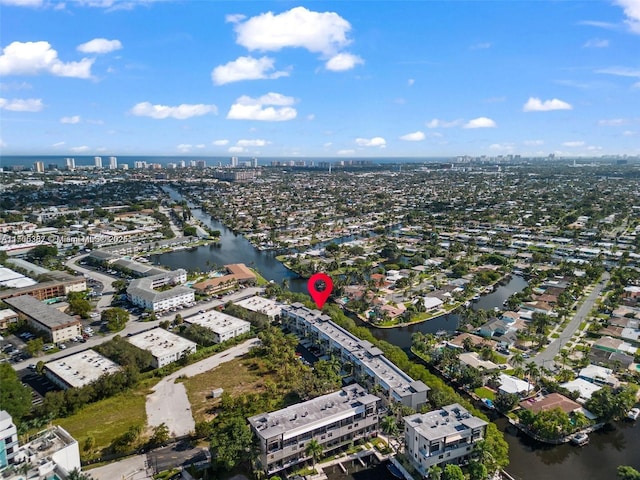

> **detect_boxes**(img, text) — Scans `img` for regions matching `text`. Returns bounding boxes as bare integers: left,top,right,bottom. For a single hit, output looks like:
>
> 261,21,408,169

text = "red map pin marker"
308,272,333,309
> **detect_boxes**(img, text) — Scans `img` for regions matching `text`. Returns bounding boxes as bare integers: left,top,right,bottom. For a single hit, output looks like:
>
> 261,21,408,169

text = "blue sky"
1,0,639,158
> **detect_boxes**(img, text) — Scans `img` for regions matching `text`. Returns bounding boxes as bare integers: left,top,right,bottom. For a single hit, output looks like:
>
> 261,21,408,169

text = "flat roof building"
126,328,196,368
0,309,18,330
127,269,194,312
248,384,381,476
404,404,488,477
44,349,121,390
4,295,81,344
0,273,86,301
184,311,250,343
282,303,428,409
234,296,283,319
0,410,19,467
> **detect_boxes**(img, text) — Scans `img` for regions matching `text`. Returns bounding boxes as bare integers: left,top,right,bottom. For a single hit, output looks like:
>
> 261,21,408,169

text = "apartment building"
127,269,194,312
184,310,250,343
282,303,429,409
248,384,381,476
126,328,196,368
404,404,488,477
44,349,121,390
0,410,19,468
4,295,82,343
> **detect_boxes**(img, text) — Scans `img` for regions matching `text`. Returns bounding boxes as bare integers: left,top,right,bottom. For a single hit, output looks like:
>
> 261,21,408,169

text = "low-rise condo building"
282,303,429,409
248,384,381,476
404,404,488,477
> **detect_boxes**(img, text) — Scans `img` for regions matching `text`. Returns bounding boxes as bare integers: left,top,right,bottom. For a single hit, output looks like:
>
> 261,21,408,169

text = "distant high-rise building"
251,157,258,168
196,160,206,169
65,158,76,171
94,156,103,169
167,163,177,169
230,156,238,168
178,160,186,168
190,160,197,167
109,156,118,169
120,164,128,170
134,161,147,169
33,161,45,173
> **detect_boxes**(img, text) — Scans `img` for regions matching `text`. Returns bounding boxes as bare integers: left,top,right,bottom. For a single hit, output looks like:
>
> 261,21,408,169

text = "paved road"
146,337,261,437
533,271,610,367
64,254,119,310
88,454,151,480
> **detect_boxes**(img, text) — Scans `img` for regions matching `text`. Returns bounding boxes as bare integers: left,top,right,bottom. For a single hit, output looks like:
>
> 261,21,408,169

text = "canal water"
159,186,640,479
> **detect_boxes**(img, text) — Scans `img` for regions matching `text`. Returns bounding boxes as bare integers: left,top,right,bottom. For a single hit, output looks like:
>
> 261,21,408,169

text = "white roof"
127,328,196,359
45,349,121,389
498,373,533,395
560,378,601,403
579,364,613,380
423,296,444,309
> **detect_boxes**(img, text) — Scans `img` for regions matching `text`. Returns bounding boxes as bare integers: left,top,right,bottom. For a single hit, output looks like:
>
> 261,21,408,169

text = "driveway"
88,454,151,480
145,338,260,437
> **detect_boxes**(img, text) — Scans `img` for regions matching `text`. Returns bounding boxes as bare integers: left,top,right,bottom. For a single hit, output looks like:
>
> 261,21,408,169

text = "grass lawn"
55,385,151,459
181,357,274,423
474,386,496,401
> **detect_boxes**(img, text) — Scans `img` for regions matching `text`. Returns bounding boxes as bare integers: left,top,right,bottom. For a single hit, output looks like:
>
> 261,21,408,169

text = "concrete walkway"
146,338,261,437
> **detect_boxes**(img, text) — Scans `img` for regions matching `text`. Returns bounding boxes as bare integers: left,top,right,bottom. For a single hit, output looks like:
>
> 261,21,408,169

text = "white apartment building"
108,156,118,169
0,410,19,468
404,404,488,477
44,349,121,390
184,310,250,343
282,303,429,409
126,328,196,368
127,269,194,312
248,384,381,476
94,156,102,169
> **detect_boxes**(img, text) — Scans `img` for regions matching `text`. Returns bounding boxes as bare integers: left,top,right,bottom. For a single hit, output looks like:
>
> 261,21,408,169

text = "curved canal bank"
158,186,640,479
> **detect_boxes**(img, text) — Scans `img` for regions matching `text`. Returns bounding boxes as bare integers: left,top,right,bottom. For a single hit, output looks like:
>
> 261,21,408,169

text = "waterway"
158,186,640,479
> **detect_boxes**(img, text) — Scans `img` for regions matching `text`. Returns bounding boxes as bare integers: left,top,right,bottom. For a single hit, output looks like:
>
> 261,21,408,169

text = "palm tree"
559,349,570,370
525,362,539,395
380,415,399,452
305,439,323,471
511,352,525,369
67,469,94,480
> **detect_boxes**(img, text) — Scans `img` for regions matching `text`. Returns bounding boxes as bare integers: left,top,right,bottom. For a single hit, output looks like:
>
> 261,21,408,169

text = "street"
532,272,610,367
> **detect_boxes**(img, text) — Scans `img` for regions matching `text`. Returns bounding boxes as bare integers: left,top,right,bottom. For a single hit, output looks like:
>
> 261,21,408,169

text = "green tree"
209,416,253,471
305,439,323,470
468,461,488,480
428,465,443,480
66,469,94,480
586,385,638,422
27,244,58,262
494,392,520,413
101,307,129,332
149,423,170,447
83,435,95,453
25,337,44,357
69,297,92,318
0,363,31,421
617,466,640,480
442,464,465,480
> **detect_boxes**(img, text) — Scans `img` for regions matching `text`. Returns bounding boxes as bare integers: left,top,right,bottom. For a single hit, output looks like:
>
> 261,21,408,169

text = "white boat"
627,407,640,421
571,432,589,446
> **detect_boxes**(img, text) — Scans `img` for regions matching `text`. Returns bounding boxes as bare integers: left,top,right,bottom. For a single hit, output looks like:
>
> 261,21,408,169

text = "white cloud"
130,102,217,120
0,97,43,111
464,117,497,129
225,13,246,24
228,146,244,153
563,141,585,147
70,145,90,153
524,139,544,146
470,42,492,50
212,139,229,146
237,139,269,147
325,52,363,71
177,144,193,153
355,136,386,147
234,6,352,56
227,92,297,121
407,78,415,86
77,38,122,54
598,118,627,126
337,149,355,155
426,118,462,128
489,143,514,151
212,56,289,85
0,138,6,148
623,130,637,136
307,113,315,120
0,0,43,6
634,81,640,89
614,0,640,34
0,41,94,79
583,38,609,48
52,141,65,147
596,67,640,77
523,97,573,112
60,115,80,124
587,145,603,151
400,131,425,141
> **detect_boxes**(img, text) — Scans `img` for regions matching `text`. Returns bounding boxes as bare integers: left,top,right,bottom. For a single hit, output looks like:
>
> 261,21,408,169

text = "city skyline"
0,1,639,157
